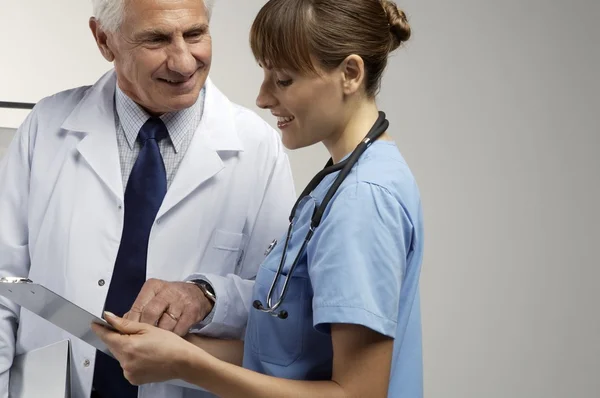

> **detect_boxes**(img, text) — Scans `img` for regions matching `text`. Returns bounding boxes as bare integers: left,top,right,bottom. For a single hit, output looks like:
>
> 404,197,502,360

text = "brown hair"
250,0,411,97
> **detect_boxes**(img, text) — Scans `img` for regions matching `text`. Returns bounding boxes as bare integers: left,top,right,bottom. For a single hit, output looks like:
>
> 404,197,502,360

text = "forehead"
123,0,208,30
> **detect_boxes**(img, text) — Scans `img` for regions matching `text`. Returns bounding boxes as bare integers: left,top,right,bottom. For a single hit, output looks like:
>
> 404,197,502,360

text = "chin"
172,95,199,109
160,92,201,113
282,142,300,151
281,134,313,151
281,133,297,150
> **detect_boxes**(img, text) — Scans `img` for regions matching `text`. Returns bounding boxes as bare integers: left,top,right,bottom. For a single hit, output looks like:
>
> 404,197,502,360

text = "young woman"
93,1,424,397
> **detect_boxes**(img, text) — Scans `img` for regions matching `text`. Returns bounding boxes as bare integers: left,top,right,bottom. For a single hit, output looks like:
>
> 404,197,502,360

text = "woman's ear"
340,55,365,96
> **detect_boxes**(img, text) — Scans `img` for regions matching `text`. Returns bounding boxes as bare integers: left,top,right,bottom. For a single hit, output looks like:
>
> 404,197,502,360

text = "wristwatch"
189,280,216,303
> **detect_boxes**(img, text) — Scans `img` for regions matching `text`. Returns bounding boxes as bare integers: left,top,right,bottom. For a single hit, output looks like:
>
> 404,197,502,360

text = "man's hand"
124,279,213,336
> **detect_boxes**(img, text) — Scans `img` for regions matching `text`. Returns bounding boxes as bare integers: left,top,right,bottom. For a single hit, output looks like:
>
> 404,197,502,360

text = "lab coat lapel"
61,70,124,201
156,78,244,219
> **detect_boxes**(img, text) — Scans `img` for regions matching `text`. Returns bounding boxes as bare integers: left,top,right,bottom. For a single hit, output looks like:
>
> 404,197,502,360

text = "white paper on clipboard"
0,277,116,356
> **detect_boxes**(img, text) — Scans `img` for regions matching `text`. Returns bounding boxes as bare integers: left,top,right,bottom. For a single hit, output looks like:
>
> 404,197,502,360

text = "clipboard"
0,277,208,392
0,277,116,356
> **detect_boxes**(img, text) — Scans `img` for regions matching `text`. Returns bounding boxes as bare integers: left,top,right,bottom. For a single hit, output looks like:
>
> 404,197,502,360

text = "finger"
173,293,212,336
91,322,114,341
140,296,170,326
123,371,140,386
173,307,202,337
104,311,147,335
157,300,184,330
140,283,183,325
173,318,194,337
127,308,142,323
157,311,178,331
129,279,162,322
91,321,126,356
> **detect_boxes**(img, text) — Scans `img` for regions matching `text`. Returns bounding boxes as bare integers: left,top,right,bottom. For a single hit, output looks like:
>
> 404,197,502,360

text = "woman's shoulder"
310,141,422,221
351,141,420,202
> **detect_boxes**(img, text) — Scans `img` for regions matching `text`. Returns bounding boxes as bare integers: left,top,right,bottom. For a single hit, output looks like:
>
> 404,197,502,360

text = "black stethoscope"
252,111,390,319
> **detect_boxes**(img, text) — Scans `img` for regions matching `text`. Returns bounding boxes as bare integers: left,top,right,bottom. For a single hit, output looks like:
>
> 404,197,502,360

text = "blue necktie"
92,117,168,398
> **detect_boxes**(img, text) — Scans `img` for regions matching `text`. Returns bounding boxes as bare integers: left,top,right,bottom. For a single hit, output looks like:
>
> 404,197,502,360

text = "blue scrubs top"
243,141,424,397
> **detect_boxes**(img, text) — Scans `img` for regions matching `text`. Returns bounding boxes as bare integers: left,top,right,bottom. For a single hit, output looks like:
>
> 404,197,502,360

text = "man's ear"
339,54,365,96
89,17,115,62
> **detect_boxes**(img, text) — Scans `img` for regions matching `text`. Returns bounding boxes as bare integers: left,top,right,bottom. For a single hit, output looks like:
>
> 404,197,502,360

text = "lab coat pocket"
213,229,244,251
250,266,309,367
201,229,247,275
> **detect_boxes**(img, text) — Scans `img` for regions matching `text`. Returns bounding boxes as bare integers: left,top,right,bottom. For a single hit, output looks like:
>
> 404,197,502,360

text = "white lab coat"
0,70,296,398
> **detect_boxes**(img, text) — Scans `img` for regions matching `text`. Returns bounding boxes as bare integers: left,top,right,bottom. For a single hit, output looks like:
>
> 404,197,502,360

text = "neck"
117,80,165,117
324,101,387,164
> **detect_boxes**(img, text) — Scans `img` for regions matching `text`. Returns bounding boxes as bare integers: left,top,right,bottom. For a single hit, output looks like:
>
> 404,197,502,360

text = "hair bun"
382,0,411,51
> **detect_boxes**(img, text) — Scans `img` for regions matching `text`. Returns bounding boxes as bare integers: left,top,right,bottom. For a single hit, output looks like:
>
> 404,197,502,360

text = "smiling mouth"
277,115,295,129
159,74,195,86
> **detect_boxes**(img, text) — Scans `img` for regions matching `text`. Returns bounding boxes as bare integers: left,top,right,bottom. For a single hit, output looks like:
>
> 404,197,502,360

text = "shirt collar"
114,84,205,153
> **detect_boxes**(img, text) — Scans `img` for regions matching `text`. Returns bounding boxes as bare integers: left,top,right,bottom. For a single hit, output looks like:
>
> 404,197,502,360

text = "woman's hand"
91,311,202,385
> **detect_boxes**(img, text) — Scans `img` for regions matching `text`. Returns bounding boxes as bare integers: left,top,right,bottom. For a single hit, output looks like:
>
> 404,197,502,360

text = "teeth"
277,116,294,123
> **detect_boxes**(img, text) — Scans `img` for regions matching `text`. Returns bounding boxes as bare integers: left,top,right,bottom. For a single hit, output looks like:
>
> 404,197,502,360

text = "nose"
166,37,198,77
256,80,277,109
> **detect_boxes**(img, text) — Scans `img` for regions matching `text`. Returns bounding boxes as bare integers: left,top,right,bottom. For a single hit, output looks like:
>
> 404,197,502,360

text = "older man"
0,0,295,397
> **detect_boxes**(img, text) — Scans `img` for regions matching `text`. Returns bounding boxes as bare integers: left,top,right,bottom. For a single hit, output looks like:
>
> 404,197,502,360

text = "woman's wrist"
176,341,214,384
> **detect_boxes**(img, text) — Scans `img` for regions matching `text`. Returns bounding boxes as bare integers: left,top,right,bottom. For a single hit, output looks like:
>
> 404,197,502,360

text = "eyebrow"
134,23,209,41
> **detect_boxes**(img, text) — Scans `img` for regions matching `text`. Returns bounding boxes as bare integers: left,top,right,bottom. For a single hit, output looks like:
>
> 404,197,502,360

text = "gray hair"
91,0,215,32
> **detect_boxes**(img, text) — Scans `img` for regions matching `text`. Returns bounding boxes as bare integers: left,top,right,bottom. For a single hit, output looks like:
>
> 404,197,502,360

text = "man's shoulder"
16,84,95,141
30,70,115,124
34,85,93,116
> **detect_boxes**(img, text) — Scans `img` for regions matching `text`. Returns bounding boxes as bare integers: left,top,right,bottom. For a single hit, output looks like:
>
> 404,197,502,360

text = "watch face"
202,282,215,296
198,282,216,301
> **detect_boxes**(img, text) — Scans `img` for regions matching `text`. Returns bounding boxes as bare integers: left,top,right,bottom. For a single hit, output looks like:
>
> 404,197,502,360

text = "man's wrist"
198,280,217,304
187,280,216,303
187,279,217,328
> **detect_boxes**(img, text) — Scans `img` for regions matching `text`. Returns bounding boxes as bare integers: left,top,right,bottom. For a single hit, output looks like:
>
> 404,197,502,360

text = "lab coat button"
98,279,105,287
83,359,90,367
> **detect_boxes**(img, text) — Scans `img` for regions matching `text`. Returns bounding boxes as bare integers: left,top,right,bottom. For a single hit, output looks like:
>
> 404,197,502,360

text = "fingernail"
104,311,116,318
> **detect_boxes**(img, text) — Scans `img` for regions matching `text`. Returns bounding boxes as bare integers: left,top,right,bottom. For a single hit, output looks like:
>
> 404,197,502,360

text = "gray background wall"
1,0,599,397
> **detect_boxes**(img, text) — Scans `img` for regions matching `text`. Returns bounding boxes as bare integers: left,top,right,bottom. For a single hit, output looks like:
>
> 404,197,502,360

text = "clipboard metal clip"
0,277,33,284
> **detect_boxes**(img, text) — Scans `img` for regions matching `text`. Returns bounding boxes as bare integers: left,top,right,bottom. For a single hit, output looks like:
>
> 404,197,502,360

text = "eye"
276,79,293,87
185,31,205,41
146,36,167,44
